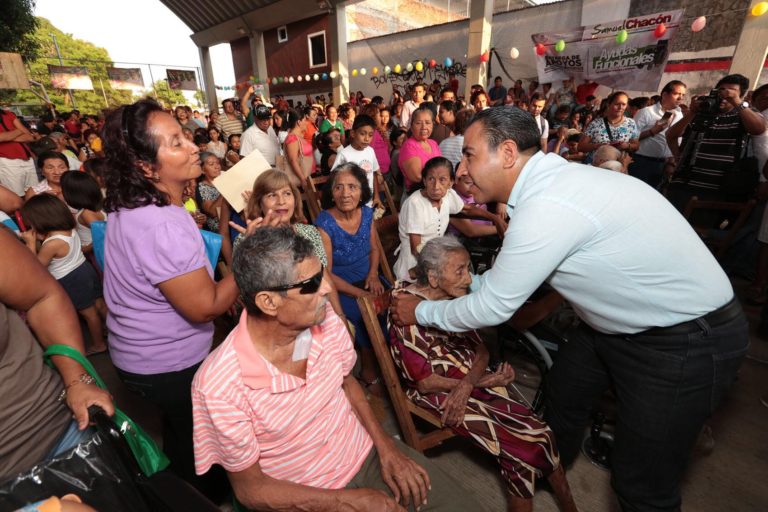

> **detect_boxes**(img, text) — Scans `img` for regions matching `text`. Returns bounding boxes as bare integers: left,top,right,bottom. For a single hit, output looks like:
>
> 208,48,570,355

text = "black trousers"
116,362,228,503
544,303,748,512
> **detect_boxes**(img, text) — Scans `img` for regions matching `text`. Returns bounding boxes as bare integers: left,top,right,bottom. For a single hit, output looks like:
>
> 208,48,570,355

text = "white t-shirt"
634,103,683,159
239,124,280,166
331,144,380,206
393,188,464,281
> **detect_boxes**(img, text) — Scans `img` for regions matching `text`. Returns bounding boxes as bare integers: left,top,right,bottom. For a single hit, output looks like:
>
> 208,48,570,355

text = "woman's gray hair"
233,226,316,316
414,236,468,285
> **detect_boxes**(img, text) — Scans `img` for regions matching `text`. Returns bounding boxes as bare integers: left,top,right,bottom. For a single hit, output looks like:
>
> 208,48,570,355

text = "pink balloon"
691,16,706,32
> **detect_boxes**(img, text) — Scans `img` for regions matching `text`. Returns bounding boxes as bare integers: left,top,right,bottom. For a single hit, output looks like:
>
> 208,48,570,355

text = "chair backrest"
372,221,395,285
303,176,323,222
356,295,455,453
375,171,399,216
89,220,223,271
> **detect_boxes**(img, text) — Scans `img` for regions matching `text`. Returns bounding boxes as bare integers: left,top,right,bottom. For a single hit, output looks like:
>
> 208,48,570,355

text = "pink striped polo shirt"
191,304,373,488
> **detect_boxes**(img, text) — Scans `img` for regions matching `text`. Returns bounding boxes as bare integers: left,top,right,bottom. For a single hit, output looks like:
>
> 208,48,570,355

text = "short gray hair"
593,145,621,166
414,236,467,285
233,226,316,316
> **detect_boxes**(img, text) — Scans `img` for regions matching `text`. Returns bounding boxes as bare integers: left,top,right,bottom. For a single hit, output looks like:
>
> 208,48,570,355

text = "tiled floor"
91,277,768,511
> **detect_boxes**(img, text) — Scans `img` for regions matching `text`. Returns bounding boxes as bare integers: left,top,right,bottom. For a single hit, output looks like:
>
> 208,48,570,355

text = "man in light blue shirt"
391,107,748,512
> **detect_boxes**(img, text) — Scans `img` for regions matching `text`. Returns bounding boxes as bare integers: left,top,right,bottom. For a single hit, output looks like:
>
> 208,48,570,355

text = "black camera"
697,89,721,114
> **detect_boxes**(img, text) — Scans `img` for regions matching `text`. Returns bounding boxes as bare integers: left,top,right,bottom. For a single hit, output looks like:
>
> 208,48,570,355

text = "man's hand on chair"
390,293,423,326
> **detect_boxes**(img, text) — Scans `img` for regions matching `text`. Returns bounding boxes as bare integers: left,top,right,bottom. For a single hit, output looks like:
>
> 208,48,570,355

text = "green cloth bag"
44,344,170,476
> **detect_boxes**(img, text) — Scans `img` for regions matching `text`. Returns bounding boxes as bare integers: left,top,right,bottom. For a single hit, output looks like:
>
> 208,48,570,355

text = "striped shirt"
673,108,750,190
216,115,245,138
191,305,373,488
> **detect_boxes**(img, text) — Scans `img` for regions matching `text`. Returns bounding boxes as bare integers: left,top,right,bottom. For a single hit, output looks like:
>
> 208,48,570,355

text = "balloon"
283,76,289,82
330,70,337,79
406,62,413,72
352,68,358,77
313,74,319,81
415,61,424,71
305,74,311,81
444,57,453,67
616,29,628,44
297,75,302,82
372,66,379,75
384,65,391,74
691,16,706,32
321,73,328,80
360,68,367,75
509,47,520,59
394,64,401,73
480,51,489,62
752,1,768,16
271,77,278,85
535,43,546,56
555,40,566,52
654,23,667,38
428,59,437,68
289,76,295,83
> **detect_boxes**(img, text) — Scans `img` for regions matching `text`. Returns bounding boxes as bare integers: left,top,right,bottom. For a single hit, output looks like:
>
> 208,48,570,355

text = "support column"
328,2,349,105
465,0,493,100
198,45,218,113
249,31,271,100
729,0,768,88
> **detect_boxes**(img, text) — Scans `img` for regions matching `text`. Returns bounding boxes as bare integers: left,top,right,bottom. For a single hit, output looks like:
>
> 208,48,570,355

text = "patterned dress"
387,284,560,498
197,181,220,232
583,116,639,161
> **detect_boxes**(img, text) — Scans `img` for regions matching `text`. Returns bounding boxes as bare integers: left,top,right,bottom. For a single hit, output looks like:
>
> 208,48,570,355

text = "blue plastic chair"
90,220,222,271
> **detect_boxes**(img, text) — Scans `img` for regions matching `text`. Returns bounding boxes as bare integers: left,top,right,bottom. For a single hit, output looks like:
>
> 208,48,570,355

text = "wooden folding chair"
683,197,758,260
356,295,456,453
302,176,323,223
375,171,399,216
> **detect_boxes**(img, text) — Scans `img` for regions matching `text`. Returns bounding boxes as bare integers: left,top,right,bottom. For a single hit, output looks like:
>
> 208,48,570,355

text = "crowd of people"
0,69,766,512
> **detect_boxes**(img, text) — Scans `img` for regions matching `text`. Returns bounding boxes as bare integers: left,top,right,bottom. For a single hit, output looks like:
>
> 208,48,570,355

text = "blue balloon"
322,73,328,80
444,57,453,67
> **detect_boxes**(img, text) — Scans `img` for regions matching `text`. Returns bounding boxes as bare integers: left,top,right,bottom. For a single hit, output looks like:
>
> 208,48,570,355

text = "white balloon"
305,74,311,81
330,71,337,79
406,62,414,72
509,47,520,59
288,76,294,83
360,68,367,75
313,74,320,81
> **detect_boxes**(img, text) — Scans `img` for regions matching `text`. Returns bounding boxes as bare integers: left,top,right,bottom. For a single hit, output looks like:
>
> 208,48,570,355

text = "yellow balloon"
415,61,424,71
352,69,358,77
752,1,768,16
372,66,379,75
394,64,402,73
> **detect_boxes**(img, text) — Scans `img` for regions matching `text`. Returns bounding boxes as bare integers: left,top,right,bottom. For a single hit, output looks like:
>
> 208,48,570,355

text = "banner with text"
107,67,145,91
531,9,684,92
166,69,197,90
48,65,93,90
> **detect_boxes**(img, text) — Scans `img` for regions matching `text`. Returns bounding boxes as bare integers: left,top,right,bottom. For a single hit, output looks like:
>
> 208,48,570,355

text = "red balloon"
535,43,547,56
480,51,489,62
654,23,667,38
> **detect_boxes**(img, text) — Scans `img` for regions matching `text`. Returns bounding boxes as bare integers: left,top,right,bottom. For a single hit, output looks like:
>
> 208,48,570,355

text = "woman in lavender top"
102,99,238,497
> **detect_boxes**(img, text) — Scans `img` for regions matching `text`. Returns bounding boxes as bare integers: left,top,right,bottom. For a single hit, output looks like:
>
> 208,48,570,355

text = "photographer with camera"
666,74,766,211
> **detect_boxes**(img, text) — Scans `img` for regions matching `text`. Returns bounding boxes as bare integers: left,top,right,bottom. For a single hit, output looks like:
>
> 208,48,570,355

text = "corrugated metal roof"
159,0,282,34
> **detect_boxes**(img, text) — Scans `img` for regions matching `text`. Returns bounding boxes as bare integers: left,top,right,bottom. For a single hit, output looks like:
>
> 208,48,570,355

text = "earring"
152,172,160,182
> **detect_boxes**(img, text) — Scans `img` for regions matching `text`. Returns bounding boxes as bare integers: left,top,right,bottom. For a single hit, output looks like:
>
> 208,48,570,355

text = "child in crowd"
225,134,241,169
331,114,380,207
61,171,106,254
393,157,503,280
20,194,108,355
448,172,498,238
388,128,407,191
82,157,107,197
317,128,342,174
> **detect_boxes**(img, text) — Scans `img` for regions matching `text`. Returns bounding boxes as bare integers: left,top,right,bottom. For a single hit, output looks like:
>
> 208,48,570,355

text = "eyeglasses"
263,266,324,295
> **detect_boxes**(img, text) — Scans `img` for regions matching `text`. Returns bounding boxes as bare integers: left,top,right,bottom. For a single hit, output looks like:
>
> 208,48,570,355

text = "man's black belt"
634,153,668,163
642,298,742,337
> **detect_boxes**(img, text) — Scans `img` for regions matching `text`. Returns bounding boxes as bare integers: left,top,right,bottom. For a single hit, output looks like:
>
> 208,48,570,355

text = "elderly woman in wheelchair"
387,236,578,512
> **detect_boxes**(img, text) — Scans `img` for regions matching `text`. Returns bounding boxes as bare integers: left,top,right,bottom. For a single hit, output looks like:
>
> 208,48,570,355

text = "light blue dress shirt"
416,152,733,335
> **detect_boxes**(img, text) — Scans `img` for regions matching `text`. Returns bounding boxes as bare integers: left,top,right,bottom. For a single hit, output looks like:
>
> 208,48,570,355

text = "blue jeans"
544,301,748,512
45,420,94,460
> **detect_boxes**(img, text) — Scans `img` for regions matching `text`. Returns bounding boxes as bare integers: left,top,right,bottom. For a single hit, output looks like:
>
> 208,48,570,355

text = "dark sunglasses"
264,266,324,295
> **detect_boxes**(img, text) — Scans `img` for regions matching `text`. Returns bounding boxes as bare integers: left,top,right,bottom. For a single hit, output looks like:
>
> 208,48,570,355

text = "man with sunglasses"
191,227,479,511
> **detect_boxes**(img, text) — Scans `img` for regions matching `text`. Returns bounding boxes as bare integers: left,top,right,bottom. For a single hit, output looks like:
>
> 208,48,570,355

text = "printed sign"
532,10,684,91
167,69,197,91
107,67,144,90
48,65,94,90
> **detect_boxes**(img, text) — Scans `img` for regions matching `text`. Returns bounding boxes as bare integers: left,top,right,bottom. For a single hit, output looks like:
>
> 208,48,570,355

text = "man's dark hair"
494,76,502,82
466,106,540,152
661,80,686,95
754,83,768,100
439,100,456,114
530,93,545,103
233,226,316,316
352,114,375,131
629,97,650,111
37,150,68,169
716,74,750,96
440,88,455,98
556,104,571,115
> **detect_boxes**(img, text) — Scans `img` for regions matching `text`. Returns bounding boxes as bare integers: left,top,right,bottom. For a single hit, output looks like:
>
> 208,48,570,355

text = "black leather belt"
642,298,742,337
634,153,668,163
